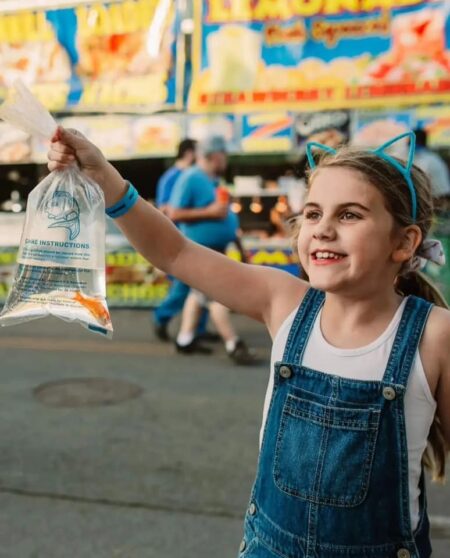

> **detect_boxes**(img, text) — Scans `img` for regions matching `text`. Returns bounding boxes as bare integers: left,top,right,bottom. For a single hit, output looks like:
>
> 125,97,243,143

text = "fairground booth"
0,0,449,306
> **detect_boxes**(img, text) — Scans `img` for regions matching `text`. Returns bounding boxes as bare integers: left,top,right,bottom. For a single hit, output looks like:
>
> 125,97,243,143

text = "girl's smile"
311,250,347,264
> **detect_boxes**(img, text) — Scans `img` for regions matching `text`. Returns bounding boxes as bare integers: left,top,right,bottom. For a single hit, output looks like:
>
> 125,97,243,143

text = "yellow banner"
189,0,450,113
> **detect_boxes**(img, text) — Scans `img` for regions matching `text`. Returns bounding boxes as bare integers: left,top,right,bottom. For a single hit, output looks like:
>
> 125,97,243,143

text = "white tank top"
262,297,436,531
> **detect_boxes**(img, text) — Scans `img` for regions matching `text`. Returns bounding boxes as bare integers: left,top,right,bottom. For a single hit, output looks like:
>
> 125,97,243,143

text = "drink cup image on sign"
208,26,262,91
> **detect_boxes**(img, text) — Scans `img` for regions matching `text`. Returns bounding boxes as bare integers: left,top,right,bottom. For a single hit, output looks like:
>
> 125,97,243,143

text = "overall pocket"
273,393,380,507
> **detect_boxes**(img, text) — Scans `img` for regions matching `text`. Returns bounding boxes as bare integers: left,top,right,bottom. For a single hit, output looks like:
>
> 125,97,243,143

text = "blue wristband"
105,181,139,218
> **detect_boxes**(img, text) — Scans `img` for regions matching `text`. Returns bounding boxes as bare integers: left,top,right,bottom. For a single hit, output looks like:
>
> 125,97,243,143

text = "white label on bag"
17,188,105,270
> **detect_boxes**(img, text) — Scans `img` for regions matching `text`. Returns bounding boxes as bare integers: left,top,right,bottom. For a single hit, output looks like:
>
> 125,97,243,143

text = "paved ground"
0,309,448,557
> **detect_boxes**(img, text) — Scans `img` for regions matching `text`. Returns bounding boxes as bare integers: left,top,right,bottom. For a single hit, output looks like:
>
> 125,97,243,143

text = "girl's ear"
392,225,422,264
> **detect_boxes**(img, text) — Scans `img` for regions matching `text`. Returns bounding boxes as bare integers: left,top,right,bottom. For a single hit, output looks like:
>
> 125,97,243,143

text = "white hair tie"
405,239,446,273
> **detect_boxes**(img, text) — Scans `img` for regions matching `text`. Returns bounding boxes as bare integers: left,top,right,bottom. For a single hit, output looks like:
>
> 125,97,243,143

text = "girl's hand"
47,126,109,185
47,126,127,205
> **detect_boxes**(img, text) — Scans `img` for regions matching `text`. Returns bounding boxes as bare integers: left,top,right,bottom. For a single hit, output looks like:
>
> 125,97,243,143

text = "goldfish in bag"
0,81,112,337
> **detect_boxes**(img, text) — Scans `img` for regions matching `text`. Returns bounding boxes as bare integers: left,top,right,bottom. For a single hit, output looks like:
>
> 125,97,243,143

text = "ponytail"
395,271,448,308
423,419,447,482
396,270,448,482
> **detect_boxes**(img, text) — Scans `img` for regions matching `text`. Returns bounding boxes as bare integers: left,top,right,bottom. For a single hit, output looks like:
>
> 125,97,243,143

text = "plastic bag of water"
0,82,112,337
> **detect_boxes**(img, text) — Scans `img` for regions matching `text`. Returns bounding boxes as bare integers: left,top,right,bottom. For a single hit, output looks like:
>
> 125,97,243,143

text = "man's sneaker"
154,321,170,342
227,339,256,365
196,331,221,343
175,338,213,355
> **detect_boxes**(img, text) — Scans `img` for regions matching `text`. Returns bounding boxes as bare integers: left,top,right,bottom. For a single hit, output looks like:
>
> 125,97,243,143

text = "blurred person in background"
152,138,211,342
167,136,255,364
413,128,450,210
155,138,197,214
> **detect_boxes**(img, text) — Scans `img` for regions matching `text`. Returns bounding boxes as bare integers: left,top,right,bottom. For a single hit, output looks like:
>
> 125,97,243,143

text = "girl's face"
297,167,401,296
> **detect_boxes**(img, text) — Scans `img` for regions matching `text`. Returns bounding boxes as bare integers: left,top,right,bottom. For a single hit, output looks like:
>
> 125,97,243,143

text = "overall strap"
382,296,433,387
282,288,325,364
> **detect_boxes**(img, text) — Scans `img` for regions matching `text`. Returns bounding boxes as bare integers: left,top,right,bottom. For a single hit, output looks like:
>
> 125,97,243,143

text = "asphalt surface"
0,309,448,558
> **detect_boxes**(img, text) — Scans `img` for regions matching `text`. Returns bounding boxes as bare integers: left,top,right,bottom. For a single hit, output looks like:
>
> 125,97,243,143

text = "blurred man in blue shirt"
169,140,238,249
167,136,255,364
155,138,197,214
153,138,200,341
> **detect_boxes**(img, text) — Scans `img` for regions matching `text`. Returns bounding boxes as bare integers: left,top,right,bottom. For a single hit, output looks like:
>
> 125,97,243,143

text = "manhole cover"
33,378,143,408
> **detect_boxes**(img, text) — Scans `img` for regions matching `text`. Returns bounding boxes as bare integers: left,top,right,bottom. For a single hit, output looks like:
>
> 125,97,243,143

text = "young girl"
48,128,449,558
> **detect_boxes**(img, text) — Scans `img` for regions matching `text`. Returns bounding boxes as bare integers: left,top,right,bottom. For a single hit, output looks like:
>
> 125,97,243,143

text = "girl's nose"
313,223,336,240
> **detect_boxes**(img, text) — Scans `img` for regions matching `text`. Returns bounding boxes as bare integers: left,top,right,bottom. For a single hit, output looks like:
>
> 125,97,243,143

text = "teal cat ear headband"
306,131,417,222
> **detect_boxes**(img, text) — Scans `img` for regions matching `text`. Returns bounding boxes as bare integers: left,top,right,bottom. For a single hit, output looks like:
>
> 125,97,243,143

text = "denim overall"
240,289,433,558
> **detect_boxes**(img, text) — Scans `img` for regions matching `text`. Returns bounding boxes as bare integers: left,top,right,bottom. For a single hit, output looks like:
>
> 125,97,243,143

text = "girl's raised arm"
48,128,307,332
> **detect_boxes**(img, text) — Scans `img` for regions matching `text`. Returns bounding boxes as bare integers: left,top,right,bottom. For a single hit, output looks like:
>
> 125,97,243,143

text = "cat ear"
305,142,337,169
372,131,415,172
372,131,417,221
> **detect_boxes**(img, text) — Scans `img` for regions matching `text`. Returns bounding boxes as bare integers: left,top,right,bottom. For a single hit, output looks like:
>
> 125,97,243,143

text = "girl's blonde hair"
293,146,448,481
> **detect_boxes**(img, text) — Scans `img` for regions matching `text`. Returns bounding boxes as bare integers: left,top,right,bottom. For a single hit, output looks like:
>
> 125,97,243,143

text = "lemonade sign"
189,0,450,112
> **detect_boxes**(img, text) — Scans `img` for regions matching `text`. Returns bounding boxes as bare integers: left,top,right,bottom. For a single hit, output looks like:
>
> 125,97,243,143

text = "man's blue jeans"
153,277,207,334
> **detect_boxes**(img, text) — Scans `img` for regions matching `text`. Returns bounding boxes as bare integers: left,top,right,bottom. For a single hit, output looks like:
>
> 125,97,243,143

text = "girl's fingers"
50,126,63,143
47,149,75,164
48,127,77,171
50,141,75,155
48,161,70,172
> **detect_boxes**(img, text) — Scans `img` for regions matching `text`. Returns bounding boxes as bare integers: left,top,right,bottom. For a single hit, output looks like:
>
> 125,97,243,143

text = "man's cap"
198,135,227,156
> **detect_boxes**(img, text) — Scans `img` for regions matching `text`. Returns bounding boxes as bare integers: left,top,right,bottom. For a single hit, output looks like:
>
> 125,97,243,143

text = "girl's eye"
341,211,360,220
304,210,321,221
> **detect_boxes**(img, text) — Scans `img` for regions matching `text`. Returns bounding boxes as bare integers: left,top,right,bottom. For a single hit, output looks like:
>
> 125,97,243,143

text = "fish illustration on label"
44,191,80,240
